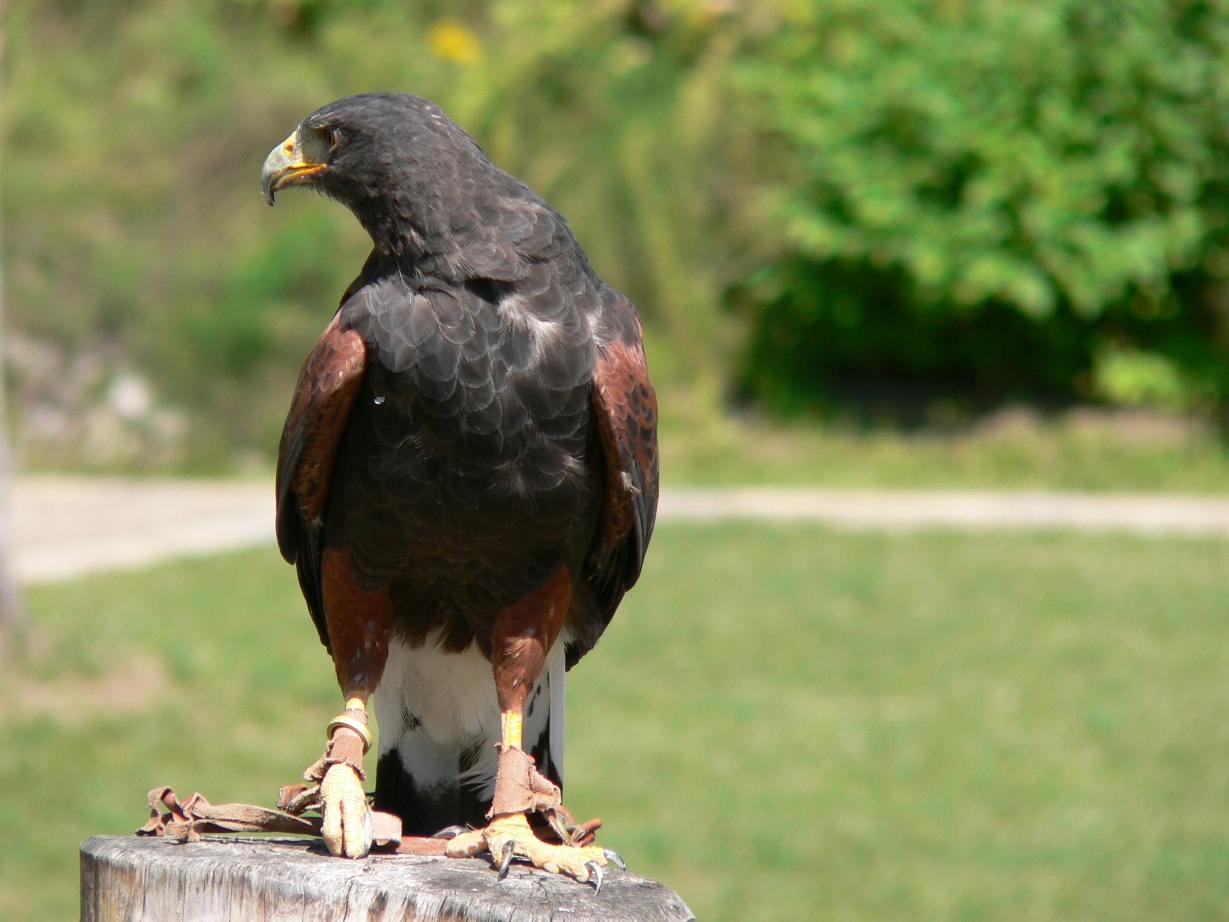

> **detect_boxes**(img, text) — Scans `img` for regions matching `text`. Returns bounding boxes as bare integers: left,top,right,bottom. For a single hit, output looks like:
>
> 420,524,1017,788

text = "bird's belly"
325,380,601,648
372,635,566,834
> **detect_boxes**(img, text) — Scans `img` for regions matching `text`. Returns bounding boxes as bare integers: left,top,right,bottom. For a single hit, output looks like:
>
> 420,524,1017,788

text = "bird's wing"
276,311,367,651
574,289,659,662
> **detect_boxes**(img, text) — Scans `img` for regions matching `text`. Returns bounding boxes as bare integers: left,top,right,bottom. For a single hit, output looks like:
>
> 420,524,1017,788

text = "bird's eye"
328,127,344,152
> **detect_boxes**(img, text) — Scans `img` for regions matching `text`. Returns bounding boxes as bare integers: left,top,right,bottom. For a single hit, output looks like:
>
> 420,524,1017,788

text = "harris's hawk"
260,93,658,887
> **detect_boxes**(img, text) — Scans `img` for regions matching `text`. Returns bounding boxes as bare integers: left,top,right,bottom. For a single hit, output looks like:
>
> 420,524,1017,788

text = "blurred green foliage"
738,0,1229,418
4,0,759,469
5,1,1229,470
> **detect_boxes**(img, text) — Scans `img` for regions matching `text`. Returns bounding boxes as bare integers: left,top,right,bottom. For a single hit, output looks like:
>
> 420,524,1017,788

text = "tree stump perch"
80,835,695,922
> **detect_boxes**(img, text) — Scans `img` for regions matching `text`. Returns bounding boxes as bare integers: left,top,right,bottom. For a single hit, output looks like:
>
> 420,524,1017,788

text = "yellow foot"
320,762,372,858
445,813,625,891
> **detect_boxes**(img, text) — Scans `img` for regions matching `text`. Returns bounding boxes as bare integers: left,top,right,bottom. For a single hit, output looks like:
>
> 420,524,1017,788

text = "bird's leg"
305,692,374,858
294,548,393,858
446,566,620,889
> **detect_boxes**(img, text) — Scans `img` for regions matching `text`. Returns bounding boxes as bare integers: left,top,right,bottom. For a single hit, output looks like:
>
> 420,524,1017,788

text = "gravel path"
10,478,1229,584
660,487,1229,533
12,478,272,584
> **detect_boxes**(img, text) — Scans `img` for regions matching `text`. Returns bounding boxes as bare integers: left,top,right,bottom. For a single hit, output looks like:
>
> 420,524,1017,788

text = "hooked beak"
261,127,330,205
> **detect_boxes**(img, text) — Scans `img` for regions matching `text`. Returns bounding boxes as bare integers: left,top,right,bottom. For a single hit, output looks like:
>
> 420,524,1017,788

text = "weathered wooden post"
80,836,695,922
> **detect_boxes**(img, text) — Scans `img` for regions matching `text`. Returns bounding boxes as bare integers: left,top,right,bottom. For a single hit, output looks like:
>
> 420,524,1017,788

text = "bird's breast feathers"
325,263,607,555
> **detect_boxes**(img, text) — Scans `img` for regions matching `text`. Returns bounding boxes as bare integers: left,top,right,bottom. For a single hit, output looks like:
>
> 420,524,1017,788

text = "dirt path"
660,487,1229,533
10,478,1229,584
12,478,272,583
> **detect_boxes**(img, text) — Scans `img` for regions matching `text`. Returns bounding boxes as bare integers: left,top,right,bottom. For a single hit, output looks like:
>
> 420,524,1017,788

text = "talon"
585,860,604,895
603,848,626,871
432,824,469,839
453,813,614,886
545,810,573,844
497,840,516,880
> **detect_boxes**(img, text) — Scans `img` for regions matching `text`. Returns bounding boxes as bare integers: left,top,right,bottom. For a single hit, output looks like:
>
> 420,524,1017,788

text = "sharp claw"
432,824,469,839
585,860,604,895
497,840,516,880
603,848,627,871
545,811,572,844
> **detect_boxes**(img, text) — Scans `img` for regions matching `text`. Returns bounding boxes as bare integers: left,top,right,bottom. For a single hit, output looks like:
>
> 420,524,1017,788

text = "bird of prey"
260,93,658,887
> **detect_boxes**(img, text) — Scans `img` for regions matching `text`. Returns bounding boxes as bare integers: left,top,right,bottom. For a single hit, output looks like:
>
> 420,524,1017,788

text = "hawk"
259,93,658,888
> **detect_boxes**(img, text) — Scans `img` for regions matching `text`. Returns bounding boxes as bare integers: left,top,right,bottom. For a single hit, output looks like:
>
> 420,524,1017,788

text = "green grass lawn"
3,525,1229,920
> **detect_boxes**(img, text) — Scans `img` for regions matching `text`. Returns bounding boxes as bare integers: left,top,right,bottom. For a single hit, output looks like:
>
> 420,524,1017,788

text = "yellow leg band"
327,715,373,754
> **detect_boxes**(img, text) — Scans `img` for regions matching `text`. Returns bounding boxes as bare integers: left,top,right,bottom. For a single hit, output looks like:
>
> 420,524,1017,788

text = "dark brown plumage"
262,93,657,876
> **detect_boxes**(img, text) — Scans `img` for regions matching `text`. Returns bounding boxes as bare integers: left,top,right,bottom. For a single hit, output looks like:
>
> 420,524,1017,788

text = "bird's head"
261,93,490,258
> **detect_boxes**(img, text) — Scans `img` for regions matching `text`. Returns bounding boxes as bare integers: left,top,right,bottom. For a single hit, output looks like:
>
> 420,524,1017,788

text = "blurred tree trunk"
0,425,23,658
0,229,25,658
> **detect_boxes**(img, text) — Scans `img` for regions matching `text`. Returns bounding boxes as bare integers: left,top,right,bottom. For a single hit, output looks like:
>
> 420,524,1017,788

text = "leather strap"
136,786,402,848
304,725,367,783
137,786,322,842
486,744,563,819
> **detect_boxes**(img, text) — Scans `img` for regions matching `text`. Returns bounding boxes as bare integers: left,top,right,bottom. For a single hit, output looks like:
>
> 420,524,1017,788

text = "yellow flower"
428,19,482,66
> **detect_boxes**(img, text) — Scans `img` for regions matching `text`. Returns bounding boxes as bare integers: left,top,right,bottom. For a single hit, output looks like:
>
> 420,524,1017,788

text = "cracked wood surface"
80,835,695,922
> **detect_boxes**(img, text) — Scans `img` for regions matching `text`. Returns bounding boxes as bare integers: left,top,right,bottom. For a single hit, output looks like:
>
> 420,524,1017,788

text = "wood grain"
80,835,695,922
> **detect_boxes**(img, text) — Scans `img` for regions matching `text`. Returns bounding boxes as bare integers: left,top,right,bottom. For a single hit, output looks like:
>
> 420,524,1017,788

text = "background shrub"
6,0,1229,470
736,1,1229,419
